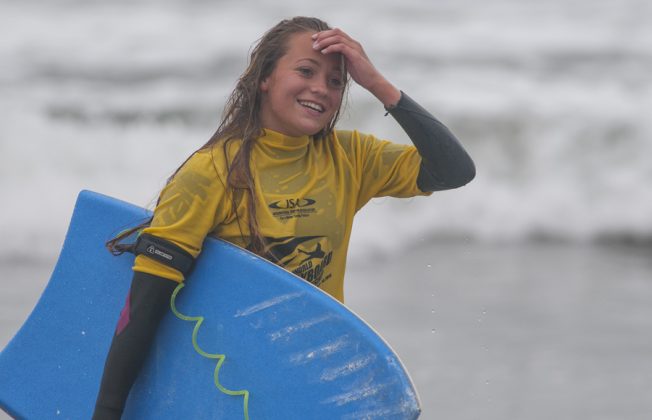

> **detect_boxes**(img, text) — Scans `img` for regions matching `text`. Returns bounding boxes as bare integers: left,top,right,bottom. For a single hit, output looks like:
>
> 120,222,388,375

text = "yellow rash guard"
134,128,431,302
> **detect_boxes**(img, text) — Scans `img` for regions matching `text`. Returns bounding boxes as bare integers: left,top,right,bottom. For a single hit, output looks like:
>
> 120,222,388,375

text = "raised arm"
385,91,475,191
312,28,475,191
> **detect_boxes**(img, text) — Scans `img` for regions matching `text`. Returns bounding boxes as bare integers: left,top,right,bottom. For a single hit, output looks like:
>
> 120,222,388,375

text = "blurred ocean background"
1,0,651,418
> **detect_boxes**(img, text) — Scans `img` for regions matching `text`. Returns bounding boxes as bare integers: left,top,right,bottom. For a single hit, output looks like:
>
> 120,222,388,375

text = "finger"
313,34,348,49
318,42,349,57
312,28,352,43
312,28,357,49
313,35,364,58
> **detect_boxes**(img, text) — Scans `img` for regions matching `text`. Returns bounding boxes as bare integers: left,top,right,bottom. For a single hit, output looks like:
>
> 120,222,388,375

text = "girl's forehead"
282,32,342,71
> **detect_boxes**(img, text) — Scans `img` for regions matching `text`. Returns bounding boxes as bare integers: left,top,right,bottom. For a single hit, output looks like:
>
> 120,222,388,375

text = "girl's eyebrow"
295,58,321,66
296,58,343,73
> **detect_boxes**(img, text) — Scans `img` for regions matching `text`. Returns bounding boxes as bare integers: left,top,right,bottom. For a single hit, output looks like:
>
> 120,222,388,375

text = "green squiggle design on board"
170,283,250,420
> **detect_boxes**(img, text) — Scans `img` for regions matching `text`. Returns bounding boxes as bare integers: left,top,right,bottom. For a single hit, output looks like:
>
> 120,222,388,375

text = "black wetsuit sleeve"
386,91,476,192
93,272,177,420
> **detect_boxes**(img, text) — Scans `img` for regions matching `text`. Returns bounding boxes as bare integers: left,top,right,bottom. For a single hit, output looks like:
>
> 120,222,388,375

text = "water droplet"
431,309,435,314
431,329,436,334
426,264,432,268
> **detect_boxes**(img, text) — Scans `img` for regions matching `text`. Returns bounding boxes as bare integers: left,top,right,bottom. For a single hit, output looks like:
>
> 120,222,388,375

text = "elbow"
445,165,476,190
418,159,476,192
456,159,476,187
449,150,476,188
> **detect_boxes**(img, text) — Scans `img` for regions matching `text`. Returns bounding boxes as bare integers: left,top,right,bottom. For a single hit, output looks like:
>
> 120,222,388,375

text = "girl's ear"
260,77,269,93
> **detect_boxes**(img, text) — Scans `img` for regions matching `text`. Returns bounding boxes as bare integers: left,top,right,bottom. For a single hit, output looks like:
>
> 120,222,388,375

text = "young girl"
93,16,475,419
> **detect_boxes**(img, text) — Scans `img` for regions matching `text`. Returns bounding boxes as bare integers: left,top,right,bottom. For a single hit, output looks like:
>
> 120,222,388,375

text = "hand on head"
311,28,400,107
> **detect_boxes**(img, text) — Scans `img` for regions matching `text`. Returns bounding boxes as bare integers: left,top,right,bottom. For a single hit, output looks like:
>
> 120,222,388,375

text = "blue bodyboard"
0,190,420,419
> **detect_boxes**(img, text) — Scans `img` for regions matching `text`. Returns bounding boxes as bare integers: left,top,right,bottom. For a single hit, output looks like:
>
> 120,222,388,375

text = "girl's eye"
329,78,343,89
298,67,314,77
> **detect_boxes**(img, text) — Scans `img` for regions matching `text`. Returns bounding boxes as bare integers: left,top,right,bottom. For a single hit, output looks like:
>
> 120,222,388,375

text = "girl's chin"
295,121,328,137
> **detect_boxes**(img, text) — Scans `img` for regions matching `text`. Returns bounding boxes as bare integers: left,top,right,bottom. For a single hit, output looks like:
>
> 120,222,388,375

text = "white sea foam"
1,0,651,261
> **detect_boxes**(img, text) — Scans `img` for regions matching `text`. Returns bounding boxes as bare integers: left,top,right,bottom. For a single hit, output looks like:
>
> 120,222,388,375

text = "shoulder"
171,149,213,182
168,144,233,193
180,139,241,176
333,129,369,143
332,129,377,150
184,148,215,169
333,129,393,156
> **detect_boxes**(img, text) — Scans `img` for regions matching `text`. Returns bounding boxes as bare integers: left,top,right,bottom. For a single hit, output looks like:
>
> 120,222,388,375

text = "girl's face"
259,31,345,137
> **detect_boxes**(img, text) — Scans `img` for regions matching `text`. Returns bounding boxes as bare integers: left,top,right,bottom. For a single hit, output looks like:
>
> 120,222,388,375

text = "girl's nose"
310,77,328,95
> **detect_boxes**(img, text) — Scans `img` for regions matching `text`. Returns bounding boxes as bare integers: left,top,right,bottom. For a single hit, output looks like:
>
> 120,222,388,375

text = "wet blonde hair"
108,16,349,256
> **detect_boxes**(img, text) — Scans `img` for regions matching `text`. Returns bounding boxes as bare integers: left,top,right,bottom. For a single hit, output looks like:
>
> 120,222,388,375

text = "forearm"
386,91,476,191
93,272,177,419
366,76,401,109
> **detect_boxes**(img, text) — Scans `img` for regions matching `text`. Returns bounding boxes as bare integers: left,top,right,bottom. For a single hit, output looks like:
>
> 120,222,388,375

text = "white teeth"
299,101,324,112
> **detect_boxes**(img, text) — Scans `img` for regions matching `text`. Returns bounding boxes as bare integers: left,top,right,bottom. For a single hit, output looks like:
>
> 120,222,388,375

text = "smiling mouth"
298,100,325,113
